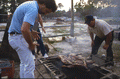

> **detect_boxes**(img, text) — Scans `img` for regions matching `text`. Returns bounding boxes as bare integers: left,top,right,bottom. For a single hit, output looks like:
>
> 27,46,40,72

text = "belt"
9,32,21,34
9,32,22,36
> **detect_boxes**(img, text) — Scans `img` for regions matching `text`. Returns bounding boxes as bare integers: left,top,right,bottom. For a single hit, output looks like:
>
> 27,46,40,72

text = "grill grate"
37,58,66,79
35,56,120,79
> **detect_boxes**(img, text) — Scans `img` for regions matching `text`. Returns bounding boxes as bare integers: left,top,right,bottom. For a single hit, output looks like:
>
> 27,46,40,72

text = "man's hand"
91,41,94,47
103,32,112,50
38,14,46,33
29,42,39,51
103,44,109,50
42,27,46,33
31,29,40,40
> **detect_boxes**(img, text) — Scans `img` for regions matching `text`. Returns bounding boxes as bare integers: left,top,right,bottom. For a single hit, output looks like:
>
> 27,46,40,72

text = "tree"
0,14,20,61
0,0,8,14
74,0,85,17
74,0,120,17
58,3,64,9
74,0,97,17
10,0,17,14
0,0,25,14
0,0,25,61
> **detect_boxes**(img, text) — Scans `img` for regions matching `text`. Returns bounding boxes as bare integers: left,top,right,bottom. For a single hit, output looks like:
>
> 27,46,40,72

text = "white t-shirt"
88,19,113,38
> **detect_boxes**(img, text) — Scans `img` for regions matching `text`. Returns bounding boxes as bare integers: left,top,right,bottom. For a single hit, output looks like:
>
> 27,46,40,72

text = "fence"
0,25,71,43
0,22,120,43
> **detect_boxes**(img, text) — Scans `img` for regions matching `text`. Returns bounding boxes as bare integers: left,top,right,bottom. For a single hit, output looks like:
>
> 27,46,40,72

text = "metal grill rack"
35,57,66,79
34,56,120,79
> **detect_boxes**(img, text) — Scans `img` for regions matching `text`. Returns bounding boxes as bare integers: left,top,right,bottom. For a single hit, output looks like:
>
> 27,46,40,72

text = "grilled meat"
58,54,88,68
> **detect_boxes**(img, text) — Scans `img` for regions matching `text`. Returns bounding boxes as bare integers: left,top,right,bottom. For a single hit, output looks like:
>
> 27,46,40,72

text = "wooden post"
70,0,74,37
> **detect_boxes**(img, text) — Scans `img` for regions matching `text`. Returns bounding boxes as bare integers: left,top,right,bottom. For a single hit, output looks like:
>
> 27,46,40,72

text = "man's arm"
89,32,94,41
21,22,39,50
38,14,46,33
89,32,94,47
103,32,112,50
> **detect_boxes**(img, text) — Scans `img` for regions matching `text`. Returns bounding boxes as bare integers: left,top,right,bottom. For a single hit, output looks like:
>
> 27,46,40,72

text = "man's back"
8,1,39,33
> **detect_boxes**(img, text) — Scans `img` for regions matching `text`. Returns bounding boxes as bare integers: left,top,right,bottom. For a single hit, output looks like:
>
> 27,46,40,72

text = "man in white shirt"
85,15,114,66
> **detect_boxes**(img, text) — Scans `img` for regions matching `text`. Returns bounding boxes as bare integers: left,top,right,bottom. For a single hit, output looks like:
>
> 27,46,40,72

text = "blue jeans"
36,29,47,56
91,31,114,61
8,34,35,78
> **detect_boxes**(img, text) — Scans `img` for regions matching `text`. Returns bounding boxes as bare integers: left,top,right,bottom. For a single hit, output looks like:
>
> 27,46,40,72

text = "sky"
55,0,88,11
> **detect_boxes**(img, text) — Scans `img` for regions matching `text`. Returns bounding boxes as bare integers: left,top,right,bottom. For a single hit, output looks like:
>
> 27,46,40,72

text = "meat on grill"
58,54,88,68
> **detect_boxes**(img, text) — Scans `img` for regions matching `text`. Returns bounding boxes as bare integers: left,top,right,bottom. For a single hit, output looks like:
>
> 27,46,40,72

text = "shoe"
106,66,113,69
86,56,92,60
109,61,114,66
105,60,114,67
44,53,48,58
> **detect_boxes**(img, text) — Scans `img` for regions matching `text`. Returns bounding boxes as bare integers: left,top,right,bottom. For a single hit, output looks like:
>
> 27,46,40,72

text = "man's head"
85,15,95,27
37,0,57,14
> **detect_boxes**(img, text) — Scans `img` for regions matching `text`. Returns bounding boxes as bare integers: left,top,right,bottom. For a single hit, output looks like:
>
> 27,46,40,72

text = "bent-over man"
85,15,114,67
8,0,57,78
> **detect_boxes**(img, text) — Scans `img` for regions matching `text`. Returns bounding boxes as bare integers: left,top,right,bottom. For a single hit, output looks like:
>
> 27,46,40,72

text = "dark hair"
37,0,57,12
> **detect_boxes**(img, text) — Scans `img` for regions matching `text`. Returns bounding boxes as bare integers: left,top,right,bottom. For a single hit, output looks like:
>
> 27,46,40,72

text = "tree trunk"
0,15,20,62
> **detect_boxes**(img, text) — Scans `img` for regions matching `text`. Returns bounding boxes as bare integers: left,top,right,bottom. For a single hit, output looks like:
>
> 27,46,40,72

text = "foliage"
0,0,25,14
0,0,9,14
42,10,67,19
58,3,64,9
74,0,120,17
74,0,97,17
0,0,120,18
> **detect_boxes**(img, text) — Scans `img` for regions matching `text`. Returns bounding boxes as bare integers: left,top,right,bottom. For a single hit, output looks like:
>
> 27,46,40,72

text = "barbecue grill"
35,55,120,79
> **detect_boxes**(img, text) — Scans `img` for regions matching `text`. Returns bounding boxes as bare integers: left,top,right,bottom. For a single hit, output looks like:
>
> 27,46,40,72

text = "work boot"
86,56,92,60
44,53,48,58
105,56,114,67
105,61,114,69
86,54,93,60
105,60,114,67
